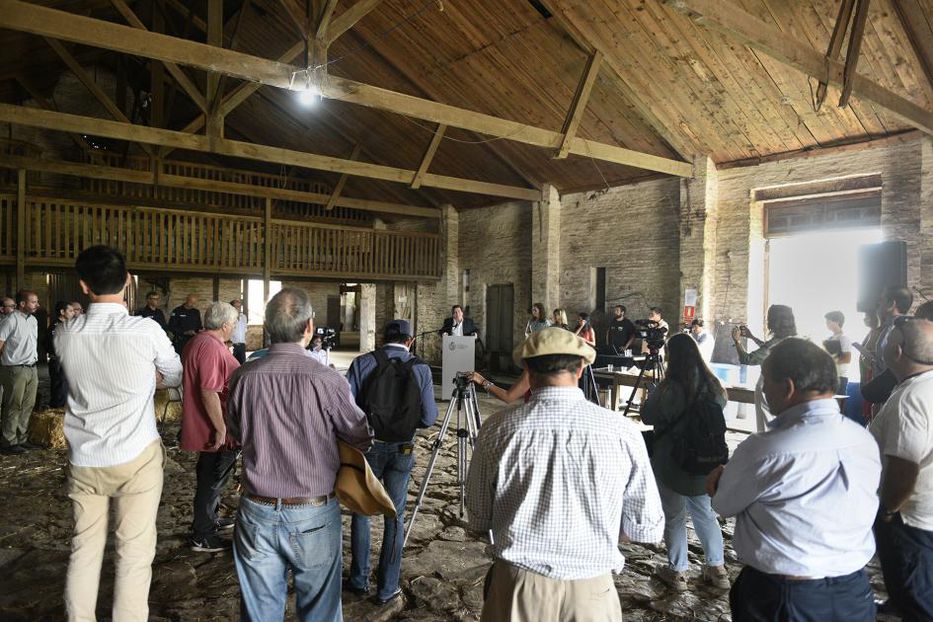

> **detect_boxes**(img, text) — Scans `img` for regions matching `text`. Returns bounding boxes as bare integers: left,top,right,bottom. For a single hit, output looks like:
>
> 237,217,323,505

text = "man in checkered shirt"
466,327,664,621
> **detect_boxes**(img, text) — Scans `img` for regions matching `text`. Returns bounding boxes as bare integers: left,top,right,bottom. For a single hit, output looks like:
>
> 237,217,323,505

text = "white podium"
441,335,475,400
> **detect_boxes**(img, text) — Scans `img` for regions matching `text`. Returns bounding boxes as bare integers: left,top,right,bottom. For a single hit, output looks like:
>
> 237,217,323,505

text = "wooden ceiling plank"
325,143,362,211
1,0,691,177
555,50,603,159
0,102,541,201
326,0,385,44
538,0,697,159
278,0,309,37
110,0,210,114
663,0,933,136
891,0,933,92
410,124,446,189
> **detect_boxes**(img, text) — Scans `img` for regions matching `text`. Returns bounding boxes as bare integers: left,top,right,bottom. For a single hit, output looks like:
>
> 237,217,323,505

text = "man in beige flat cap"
465,327,664,622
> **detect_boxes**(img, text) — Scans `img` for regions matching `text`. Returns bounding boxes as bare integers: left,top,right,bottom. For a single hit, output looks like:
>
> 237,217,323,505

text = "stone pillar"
531,184,561,312
443,204,460,305
359,283,376,353
921,136,933,298
678,156,719,322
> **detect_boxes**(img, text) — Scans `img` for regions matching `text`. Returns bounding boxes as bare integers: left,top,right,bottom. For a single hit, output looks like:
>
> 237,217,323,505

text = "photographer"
468,369,530,405
308,335,329,366
574,312,596,348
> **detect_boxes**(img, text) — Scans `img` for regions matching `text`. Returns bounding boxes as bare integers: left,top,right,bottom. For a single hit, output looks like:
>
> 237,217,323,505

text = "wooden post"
16,169,25,288
263,196,272,302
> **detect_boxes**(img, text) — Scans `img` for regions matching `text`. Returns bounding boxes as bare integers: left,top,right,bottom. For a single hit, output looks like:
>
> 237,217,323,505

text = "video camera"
313,326,338,350
634,319,667,352
453,371,472,392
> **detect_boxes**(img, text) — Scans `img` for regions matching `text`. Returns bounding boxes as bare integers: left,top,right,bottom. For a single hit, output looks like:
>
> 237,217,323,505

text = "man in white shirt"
870,317,933,619
0,297,14,317
690,319,714,362
56,245,182,622
439,304,478,338
466,328,663,621
707,338,880,621
230,298,248,364
0,290,40,455
824,310,852,394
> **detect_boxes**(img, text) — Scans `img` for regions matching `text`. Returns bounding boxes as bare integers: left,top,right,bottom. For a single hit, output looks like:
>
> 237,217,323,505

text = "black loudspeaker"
857,241,908,312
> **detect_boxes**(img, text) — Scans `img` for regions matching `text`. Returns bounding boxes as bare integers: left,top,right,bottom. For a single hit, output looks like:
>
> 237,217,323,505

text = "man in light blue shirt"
707,338,880,621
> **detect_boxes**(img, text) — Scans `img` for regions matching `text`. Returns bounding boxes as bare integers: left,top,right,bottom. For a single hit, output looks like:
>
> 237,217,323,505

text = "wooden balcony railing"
0,195,441,280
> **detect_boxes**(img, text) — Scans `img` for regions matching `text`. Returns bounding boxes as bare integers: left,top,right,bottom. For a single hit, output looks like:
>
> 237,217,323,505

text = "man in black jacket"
439,305,478,337
169,294,202,354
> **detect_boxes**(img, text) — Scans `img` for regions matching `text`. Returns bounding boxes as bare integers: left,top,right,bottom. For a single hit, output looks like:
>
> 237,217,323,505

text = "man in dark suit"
439,305,478,337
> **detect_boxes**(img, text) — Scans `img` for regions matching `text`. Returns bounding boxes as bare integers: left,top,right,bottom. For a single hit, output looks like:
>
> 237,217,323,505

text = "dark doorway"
486,284,514,373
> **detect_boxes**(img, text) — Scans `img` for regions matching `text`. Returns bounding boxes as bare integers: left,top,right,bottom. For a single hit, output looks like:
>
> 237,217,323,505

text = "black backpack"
670,395,729,475
357,349,424,442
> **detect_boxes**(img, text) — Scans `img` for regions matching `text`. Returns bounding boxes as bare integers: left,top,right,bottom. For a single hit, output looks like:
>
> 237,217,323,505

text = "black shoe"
875,599,900,615
214,517,236,531
188,535,229,553
343,582,369,597
19,442,42,451
375,589,402,605
0,445,27,455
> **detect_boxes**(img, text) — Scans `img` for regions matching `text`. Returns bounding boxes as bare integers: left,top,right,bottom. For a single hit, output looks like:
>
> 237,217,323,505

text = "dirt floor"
0,365,894,621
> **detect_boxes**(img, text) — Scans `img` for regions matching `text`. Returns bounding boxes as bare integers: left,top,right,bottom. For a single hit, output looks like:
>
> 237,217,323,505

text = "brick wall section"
560,179,682,330
531,184,561,313
921,137,933,297
414,206,458,365
678,156,719,321
457,201,533,355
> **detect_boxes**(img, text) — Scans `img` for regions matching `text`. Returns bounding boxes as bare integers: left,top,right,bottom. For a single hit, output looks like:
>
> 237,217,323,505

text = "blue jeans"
658,481,724,571
875,513,933,620
349,441,414,600
233,496,343,622
730,566,875,621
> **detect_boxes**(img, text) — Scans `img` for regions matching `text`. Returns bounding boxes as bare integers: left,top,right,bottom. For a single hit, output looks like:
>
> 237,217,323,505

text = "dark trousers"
232,343,247,365
837,376,848,396
729,566,874,622
192,449,239,538
875,514,933,621
48,358,69,409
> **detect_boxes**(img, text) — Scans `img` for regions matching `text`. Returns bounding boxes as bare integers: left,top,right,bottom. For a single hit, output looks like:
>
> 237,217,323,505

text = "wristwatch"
482,380,494,391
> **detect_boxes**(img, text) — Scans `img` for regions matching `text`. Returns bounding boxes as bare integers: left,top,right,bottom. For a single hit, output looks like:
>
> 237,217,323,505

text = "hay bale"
154,388,183,423
28,408,67,449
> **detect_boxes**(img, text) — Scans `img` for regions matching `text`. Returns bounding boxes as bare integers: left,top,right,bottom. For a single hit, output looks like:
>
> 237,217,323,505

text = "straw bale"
27,408,67,449
154,388,183,423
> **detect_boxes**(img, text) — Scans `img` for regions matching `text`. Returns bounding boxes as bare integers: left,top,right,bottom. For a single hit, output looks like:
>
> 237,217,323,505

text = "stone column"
678,156,719,322
531,184,560,311
921,136,933,298
359,283,376,353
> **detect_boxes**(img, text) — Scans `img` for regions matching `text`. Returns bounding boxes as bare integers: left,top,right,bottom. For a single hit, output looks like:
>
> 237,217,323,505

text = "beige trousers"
481,560,623,622
65,440,164,622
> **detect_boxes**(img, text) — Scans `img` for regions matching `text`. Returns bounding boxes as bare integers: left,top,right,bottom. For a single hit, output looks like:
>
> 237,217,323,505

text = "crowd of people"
2,245,933,621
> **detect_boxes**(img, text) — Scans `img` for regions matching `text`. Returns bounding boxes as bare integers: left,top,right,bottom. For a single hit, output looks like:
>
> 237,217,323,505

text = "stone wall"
559,179,682,328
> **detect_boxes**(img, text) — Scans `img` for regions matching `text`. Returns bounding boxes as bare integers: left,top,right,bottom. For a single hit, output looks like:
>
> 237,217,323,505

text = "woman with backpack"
641,333,730,592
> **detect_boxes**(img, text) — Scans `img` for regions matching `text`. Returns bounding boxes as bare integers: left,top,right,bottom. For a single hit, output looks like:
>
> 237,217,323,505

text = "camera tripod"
622,349,665,417
403,378,482,547
580,364,600,405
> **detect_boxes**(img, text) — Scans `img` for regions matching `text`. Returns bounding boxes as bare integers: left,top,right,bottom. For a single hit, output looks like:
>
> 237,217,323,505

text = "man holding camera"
345,319,438,604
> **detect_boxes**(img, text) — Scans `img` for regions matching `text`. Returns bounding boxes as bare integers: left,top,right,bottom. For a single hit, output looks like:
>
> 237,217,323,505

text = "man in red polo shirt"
181,301,241,553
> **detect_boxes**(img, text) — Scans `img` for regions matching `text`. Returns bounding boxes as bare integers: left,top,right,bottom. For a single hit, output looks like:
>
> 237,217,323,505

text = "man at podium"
439,305,478,337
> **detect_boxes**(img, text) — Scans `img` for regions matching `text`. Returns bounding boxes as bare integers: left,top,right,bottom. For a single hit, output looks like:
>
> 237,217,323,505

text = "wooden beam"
816,0,854,109
15,75,95,154
892,0,933,92
16,169,25,287
206,0,224,138
316,0,340,40
325,143,362,211
110,0,210,114
325,0,385,44
556,50,603,159
263,196,271,321
0,0,692,177
839,0,870,107
663,0,933,136
0,104,540,201
0,153,441,218
411,124,446,190
278,0,309,37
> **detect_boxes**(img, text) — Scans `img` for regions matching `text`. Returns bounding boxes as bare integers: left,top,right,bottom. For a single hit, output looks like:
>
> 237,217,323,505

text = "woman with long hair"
732,304,797,431
641,333,729,592
524,302,551,337
552,308,569,331
574,312,596,347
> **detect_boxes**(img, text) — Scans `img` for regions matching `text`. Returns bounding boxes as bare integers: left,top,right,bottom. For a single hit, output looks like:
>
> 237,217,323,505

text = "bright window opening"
246,279,282,325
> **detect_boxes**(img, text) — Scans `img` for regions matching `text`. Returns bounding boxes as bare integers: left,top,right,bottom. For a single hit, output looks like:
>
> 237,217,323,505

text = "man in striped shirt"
466,327,664,621
227,287,373,621
56,245,182,622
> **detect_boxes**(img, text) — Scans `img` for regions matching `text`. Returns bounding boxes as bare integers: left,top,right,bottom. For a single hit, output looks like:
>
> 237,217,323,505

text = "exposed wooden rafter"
326,0,386,44
0,0,692,177
14,76,94,154
555,50,603,159
0,153,439,219
411,124,446,190
891,0,933,92
110,0,209,114
662,0,933,136
325,143,362,211
0,103,543,201
815,0,854,110
839,0,870,107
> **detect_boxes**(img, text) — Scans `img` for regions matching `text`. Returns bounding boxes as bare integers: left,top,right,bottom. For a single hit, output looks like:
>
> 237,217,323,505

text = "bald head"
884,318,933,380
0,297,14,315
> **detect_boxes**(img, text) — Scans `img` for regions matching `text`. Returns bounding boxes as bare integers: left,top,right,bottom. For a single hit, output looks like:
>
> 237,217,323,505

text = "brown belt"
246,492,335,507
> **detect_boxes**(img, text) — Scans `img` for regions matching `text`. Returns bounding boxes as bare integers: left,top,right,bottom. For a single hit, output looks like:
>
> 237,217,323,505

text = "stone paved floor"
0,384,893,621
